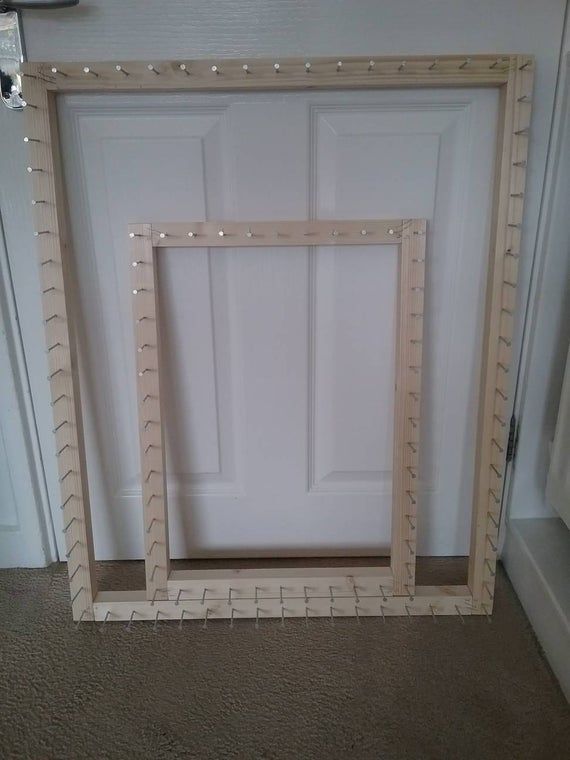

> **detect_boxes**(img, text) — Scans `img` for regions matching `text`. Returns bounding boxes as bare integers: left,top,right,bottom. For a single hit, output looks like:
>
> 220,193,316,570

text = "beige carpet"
0,559,569,760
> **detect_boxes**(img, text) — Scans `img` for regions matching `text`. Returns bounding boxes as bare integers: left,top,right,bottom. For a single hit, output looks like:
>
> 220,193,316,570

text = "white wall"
509,48,570,519
0,0,567,565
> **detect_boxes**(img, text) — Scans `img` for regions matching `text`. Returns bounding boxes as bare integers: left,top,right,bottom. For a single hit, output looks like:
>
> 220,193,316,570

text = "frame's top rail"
23,55,529,93
128,219,421,247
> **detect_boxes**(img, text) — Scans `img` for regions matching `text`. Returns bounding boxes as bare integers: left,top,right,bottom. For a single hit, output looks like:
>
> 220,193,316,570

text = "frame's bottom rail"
91,585,480,623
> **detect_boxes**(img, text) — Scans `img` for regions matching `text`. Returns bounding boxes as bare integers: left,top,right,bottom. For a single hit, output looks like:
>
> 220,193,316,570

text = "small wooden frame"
21,54,534,622
130,219,425,617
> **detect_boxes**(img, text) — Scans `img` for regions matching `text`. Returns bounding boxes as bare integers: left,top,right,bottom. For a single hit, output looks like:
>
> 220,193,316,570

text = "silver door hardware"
0,2,79,110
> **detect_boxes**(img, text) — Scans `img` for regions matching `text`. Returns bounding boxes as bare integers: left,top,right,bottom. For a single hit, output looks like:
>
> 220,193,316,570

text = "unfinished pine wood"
134,218,421,614
468,56,534,612
129,226,170,600
391,219,426,595
27,56,512,94
151,220,403,247
93,584,475,623
22,53,534,622
23,75,97,623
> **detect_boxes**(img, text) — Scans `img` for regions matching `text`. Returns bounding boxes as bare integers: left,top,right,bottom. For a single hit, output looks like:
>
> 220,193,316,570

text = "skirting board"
502,518,570,700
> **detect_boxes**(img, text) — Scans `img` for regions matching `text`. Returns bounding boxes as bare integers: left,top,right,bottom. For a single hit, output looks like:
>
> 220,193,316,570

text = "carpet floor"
0,559,568,760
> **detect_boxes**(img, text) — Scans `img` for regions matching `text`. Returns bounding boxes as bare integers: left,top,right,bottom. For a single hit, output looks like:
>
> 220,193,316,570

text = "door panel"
58,88,498,559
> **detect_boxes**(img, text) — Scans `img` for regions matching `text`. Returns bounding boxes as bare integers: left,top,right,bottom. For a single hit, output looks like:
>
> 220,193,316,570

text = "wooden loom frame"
21,54,533,623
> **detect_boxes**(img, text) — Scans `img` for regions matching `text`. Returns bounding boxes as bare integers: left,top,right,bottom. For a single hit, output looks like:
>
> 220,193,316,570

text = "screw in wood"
65,539,81,559
115,65,129,76
63,516,78,533
70,586,85,605
490,463,503,479
59,469,74,483
125,609,137,631
100,610,111,631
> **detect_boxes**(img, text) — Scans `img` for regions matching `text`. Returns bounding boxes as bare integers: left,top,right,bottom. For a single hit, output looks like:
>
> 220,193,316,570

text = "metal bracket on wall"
0,2,79,110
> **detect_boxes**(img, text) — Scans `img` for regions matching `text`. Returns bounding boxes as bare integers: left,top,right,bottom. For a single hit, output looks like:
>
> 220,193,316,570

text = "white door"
57,87,498,560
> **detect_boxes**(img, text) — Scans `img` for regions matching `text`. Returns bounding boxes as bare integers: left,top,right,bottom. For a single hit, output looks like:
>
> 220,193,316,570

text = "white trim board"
502,517,570,701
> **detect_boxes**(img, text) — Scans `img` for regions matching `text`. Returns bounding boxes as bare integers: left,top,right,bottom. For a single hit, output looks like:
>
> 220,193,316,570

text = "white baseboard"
502,518,570,701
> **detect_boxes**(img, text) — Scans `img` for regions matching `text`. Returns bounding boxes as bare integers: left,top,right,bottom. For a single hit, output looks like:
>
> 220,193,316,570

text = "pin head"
187,231,195,238
51,67,58,74
218,229,224,237
211,65,218,73
159,232,166,239
83,67,90,74
273,63,280,71
179,63,187,71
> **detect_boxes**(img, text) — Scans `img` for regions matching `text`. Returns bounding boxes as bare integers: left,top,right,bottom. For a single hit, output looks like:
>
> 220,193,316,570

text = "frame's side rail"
391,219,426,595
23,77,97,622
130,226,170,600
26,56,513,93
469,56,534,611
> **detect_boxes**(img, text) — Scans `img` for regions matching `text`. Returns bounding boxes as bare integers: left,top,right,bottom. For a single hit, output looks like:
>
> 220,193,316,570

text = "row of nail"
43,57,524,83
81,600,491,631
131,227,400,241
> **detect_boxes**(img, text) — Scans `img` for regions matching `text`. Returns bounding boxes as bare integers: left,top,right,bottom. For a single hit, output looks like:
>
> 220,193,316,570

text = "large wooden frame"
22,54,533,623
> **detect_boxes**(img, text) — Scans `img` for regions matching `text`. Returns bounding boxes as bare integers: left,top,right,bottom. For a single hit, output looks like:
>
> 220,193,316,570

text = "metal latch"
506,414,518,463
0,2,79,110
